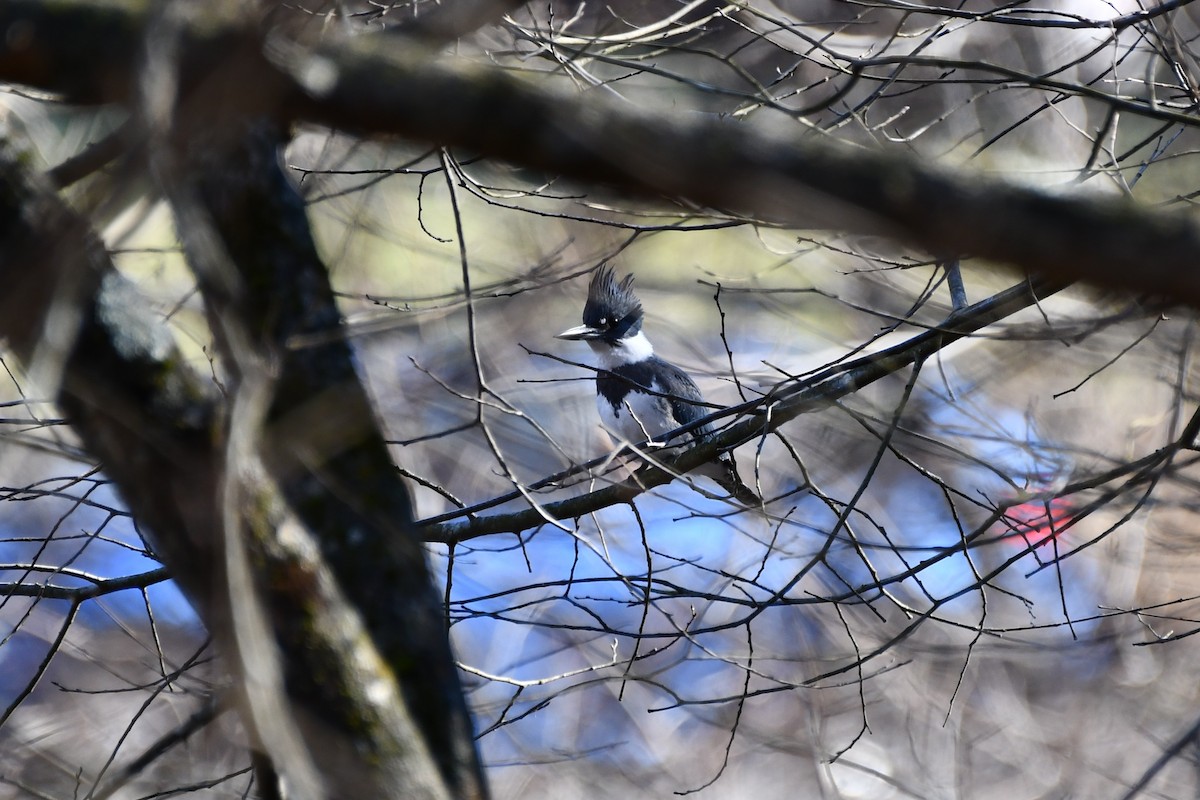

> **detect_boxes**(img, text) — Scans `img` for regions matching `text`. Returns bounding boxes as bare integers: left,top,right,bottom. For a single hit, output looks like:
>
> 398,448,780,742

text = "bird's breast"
596,381,676,445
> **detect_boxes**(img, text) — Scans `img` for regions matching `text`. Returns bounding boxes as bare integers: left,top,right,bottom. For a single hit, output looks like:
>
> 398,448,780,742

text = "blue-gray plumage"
557,267,760,505
596,358,710,444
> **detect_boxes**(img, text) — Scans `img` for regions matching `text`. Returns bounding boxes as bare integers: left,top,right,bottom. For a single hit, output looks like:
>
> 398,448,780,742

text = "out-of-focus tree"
2,1,1200,798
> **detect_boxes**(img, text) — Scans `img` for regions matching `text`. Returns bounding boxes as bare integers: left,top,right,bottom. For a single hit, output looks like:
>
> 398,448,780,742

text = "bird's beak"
555,324,603,341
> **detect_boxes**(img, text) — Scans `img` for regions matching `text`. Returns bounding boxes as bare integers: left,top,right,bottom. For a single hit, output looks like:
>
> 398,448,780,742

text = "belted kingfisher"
556,267,760,505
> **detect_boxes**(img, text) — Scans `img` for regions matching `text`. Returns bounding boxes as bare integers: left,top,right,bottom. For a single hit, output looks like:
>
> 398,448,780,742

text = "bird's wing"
650,357,713,438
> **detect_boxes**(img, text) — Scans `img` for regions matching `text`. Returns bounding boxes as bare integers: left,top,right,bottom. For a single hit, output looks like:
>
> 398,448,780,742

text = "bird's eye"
599,317,608,326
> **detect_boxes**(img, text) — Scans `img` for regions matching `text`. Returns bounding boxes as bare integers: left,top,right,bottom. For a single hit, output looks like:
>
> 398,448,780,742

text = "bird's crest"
584,266,643,331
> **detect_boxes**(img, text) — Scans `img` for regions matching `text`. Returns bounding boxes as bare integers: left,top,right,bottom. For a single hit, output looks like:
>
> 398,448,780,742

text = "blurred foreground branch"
0,111,485,800
0,1,1197,302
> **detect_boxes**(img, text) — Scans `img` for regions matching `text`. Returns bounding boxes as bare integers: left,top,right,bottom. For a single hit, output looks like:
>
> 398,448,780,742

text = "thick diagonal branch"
422,276,1065,542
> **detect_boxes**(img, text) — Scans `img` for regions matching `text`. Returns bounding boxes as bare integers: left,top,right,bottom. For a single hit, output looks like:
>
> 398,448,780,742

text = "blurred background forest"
3,0,1200,798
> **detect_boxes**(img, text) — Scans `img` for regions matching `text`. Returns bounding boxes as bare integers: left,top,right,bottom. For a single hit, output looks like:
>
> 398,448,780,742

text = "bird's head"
556,266,644,347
